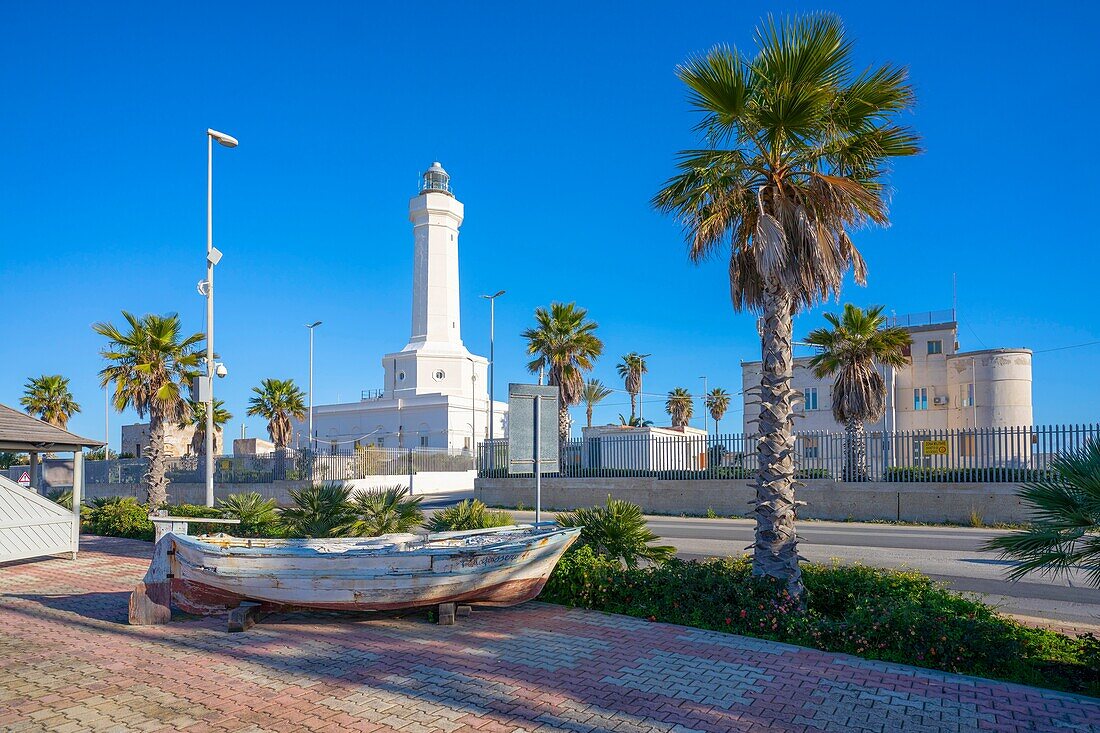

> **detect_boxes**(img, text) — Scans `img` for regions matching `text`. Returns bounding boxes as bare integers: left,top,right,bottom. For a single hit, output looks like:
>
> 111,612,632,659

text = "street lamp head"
480,290,506,300
207,128,238,148
306,321,322,329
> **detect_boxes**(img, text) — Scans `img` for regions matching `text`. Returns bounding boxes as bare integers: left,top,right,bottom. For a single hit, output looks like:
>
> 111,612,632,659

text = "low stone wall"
84,470,477,506
474,477,1033,525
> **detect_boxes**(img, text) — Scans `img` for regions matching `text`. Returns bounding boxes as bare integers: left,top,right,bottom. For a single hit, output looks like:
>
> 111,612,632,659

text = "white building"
580,424,709,471
741,312,1033,437
296,163,507,454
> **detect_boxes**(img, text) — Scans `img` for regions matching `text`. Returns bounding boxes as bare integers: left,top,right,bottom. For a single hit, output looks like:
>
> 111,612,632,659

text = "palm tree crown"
652,13,919,599
705,388,731,432
653,14,919,311
616,353,650,422
522,302,603,447
21,375,81,429
665,387,694,428
804,304,911,424
985,442,1100,587
94,312,203,424
247,378,307,448
180,399,234,456
581,379,613,428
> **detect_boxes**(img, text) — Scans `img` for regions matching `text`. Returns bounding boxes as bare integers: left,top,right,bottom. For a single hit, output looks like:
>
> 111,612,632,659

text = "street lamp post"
203,128,238,507
479,291,505,463
306,321,322,454
699,375,708,433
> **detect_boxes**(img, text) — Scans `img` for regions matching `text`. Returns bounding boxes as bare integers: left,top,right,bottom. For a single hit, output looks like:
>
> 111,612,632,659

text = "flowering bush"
541,547,1098,696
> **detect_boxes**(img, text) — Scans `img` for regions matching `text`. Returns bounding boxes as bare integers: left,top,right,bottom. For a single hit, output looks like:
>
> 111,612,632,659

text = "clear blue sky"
3,1,1098,448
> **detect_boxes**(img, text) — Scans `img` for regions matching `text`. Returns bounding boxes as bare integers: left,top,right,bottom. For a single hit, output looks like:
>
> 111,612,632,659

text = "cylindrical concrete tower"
407,162,465,350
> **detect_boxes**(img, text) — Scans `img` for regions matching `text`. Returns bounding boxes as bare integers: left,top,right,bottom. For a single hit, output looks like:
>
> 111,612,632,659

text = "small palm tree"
350,485,424,536
20,375,81,429
94,312,204,506
522,303,604,455
618,414,654,427
279,483,356,538
557,496,675,568
653,14,919,598
616,353,650,423
180,399,233,456
805,304,911,481
425,499,513,532
218,492,279,536
580,379,613,429
665,387,694,428
705,388,731,434
984,443,1100,587
247,378,306,478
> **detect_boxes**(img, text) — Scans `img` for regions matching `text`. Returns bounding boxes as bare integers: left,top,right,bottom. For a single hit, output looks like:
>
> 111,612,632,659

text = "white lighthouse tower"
298,163,505,456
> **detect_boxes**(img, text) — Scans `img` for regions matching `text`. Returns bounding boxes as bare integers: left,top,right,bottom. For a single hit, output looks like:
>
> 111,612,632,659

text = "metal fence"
478,424,1100,483
83,447,475,485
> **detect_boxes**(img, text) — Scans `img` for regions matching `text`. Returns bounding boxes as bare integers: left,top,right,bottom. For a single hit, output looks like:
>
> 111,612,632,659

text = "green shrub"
218,492,281,537
350,485,423,536
557,496,675,567
279,482,356,538
166,503,230,537
541,550,1099,696
83,497,153,541
425,499,513,532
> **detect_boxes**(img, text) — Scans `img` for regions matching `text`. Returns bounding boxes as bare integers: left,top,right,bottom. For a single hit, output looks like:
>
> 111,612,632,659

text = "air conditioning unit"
933,396,949,406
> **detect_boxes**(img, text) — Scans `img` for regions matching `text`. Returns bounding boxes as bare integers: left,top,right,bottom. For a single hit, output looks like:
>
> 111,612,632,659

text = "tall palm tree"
581,379,613,428
616,353,650,423
247,378,306,478
20,374,81,429
705,387,731,434
522,303,604,456
179,399,233,456
653,14,919,597
94,312,204,505
984,441,1100,588
665,388,694,428
804,304,911,481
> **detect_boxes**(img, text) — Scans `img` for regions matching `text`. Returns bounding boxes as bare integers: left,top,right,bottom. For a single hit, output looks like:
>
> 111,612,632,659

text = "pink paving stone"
1,536,1098,733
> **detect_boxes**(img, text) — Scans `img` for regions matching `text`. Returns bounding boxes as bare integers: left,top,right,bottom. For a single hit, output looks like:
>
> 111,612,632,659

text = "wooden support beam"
228,602,264,632
128,536,173,625
456,604,472,618
438,602,456,625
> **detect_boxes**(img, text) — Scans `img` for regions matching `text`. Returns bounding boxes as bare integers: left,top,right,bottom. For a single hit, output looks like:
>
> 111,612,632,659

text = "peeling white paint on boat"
162,524,580,615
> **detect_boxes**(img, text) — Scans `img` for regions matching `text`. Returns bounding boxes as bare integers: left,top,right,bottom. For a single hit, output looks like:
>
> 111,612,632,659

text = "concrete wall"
83,470,476,506
474,477,1034,525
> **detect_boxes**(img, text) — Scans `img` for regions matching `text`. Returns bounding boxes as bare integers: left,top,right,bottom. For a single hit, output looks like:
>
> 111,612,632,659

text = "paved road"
3,537,1097,733
500,508,1100,631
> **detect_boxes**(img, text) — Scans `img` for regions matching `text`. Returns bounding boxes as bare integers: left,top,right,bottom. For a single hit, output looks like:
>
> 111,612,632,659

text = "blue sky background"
2,1,1098,449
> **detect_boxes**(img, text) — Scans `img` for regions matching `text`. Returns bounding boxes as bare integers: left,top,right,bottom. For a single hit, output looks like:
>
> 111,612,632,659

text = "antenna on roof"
952,273,958,321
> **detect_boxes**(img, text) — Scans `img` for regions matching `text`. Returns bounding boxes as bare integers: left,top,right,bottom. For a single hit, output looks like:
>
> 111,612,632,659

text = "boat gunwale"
171,525,581,559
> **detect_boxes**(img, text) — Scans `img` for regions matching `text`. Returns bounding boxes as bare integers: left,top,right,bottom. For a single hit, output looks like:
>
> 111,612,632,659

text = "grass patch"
540,547,1099,697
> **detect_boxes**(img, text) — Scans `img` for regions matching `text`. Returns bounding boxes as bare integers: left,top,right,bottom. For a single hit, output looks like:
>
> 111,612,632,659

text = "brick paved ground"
1,537,1097,733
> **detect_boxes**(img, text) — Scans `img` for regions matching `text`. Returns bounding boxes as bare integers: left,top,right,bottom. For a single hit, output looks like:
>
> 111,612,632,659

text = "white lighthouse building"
296,163,506,454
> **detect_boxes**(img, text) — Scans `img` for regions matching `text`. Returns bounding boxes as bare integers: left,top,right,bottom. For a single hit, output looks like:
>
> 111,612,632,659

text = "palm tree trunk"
753,284,804,599
843,418,868,481
629,393,637,422
143,410,169,507
558,400,570,471
586,405,593,429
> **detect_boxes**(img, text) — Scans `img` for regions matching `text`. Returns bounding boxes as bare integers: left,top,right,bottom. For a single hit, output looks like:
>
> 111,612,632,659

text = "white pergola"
0,403,102,561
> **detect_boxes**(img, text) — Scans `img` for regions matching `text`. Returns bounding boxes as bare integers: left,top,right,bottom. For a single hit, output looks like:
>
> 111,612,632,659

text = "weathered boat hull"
162,525,579,616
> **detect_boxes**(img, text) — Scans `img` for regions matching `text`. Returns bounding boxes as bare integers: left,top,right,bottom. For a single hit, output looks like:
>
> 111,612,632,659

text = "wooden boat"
129,523,581,624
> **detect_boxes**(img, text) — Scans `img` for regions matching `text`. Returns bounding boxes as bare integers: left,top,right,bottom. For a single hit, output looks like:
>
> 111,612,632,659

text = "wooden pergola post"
71,450,84,558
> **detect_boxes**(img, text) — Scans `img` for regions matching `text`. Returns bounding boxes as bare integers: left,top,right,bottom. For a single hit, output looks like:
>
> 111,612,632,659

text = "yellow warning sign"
922,440,949,456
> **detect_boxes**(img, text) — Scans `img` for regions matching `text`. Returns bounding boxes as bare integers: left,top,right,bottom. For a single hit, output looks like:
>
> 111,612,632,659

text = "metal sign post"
507,384,559,525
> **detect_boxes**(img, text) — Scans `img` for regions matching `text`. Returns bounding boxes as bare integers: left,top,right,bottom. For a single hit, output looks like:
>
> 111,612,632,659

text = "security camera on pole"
199,128,237,507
